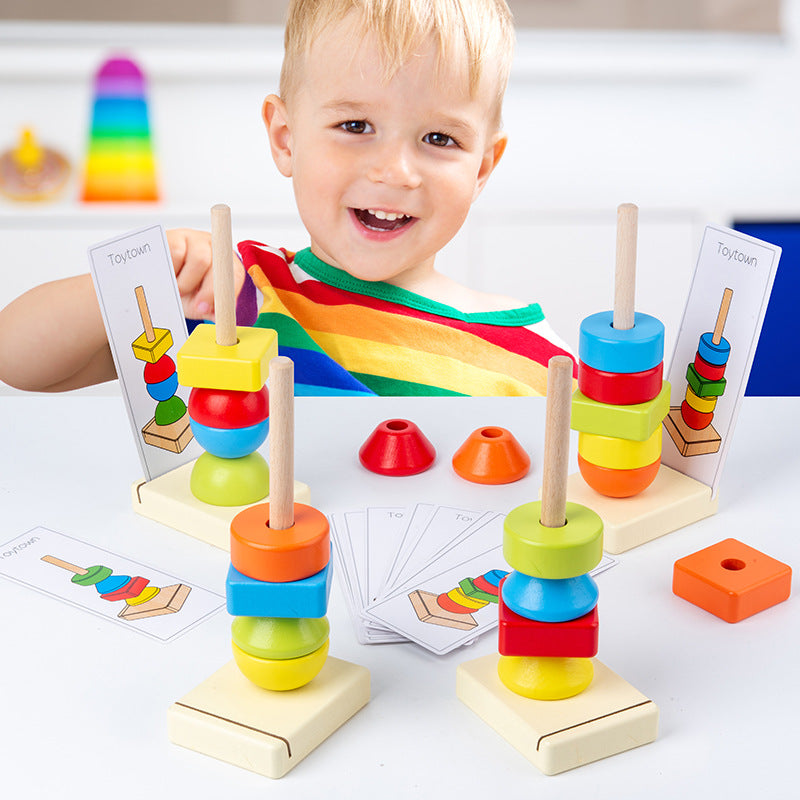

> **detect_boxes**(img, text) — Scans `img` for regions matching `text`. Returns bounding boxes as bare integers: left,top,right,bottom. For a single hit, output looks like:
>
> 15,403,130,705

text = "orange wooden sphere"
577,453,660,498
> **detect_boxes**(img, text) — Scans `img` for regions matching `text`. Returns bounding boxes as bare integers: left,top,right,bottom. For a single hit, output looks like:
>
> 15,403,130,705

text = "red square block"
498,592,599,657
673,538,792,623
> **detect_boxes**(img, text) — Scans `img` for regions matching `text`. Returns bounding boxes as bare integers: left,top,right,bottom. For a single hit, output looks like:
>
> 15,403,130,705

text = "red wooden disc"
472,574,500,596
680,400,714,430
437,592,472,614
693,352,726,381
188,386,269,429
578,361,663,405
143,355,175,384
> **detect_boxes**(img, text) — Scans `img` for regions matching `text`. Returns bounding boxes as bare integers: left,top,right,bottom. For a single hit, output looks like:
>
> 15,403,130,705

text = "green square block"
177,324,278,391
686,364,726,397
459,577,497,603
571,381,670,441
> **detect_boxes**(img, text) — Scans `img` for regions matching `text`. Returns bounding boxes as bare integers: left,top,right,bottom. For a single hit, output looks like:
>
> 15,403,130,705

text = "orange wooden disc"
577,453,660,498
230,503,330,583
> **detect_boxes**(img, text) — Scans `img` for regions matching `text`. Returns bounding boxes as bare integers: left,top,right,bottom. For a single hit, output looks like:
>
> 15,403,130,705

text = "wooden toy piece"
226,560,332,618
497,654,594,700
188,386,269,428
268,356,295,530
500,571,598,623
578,361,663,405
664,407,721,455
232,639,330,691
577,426,662,471
613,202,638,331
0,126,71,201
408,589,479,630
132,465,310,551
541,355,573,528
563,464,718,553
190,451,270,506
576,454,660,498
673,538,792,623
457,654,658,775
571,382,670,441
452,426,530,484
359,418,436,476
211,203,237,347
578,311,664,376
499,597,599,658
167,657,370,779
189,419,270,459
232,616,330,661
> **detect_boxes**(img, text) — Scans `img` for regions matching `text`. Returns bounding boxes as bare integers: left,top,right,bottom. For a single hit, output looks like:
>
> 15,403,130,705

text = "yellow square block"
131,328,173,363
177,325,278,391
168,657,370,778
571,382,670,441
457,653,658,775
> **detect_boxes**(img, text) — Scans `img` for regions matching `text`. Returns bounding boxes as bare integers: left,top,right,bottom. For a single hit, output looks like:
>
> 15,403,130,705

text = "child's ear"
472,131,508,202
263,94,293,177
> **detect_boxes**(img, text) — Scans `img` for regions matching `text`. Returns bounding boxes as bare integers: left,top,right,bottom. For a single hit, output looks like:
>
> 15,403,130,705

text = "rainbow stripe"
240,242,575,396
82,57,158,202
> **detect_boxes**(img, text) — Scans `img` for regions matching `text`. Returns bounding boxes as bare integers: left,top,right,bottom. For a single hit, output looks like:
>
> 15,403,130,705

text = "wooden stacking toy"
132,285,193,453
458,356,658,775
41,555,191,620
665,288,733,456
168,357,369,778
571,204,670,498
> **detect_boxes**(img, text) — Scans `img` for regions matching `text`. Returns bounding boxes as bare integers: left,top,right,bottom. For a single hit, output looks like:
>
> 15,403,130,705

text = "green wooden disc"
231,616,330,661
503,501,603,580
154,395,187,426
190,451,269,506
72,564,113,586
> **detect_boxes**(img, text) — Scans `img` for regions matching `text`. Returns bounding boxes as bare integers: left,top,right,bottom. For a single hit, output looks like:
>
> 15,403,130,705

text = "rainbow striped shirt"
239,241,575,396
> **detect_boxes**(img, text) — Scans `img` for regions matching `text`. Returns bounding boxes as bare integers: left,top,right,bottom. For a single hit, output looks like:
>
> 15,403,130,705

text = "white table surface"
0,394,796,799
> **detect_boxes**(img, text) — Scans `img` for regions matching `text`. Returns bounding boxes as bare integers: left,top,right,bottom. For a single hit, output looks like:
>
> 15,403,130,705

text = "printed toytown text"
107,242,152,266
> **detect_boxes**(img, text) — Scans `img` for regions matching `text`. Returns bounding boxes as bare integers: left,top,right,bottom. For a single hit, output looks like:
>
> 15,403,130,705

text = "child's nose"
366,142,421,189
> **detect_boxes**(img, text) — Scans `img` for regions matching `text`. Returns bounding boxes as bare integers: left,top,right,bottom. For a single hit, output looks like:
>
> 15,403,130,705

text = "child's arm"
0,229,244,392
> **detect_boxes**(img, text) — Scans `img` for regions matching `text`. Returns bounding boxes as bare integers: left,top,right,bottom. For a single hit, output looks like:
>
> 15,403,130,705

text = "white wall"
1,5,798,393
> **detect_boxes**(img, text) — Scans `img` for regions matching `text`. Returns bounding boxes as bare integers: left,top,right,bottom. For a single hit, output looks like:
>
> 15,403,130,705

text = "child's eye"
340,120,373,134
423,132,456,148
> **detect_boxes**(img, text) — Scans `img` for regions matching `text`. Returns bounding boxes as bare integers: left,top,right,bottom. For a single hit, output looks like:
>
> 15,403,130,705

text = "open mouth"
352,208,414,232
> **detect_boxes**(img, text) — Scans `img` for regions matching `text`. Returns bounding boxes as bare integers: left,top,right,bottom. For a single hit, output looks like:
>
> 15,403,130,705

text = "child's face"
264,15,506,288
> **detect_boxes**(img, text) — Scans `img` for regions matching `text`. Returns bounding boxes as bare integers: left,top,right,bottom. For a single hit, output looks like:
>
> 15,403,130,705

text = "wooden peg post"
134,285,155,343
613,203,638,331
540,355,574,528
268,356,295,530
712,288,734,345
40,555,87,575
211,203,237,347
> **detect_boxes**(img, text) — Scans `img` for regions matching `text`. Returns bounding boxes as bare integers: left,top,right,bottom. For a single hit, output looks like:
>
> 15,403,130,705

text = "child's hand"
167,228,245,320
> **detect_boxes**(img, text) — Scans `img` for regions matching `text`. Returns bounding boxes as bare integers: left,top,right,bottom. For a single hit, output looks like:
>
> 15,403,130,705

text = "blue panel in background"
733,221,799,396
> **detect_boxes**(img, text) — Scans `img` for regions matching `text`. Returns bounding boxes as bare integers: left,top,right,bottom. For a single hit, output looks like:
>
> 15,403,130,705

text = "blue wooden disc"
579,311,665,374
145,372,178,402
500,571,599,623
190,418,269,459
94,574,129,595
697,332,731,366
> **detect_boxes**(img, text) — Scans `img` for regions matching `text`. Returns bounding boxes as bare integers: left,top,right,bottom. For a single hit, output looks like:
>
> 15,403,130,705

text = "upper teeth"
368,209,407,221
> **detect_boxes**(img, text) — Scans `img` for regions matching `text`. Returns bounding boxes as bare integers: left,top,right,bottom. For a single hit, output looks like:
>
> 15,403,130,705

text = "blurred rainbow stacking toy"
81,56,159,202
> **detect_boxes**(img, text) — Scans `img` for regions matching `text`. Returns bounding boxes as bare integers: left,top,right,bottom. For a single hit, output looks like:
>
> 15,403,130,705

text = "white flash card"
88,225,200,481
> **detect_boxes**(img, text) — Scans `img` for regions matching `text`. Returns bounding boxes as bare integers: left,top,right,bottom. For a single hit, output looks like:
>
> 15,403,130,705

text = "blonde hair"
280,0,514,122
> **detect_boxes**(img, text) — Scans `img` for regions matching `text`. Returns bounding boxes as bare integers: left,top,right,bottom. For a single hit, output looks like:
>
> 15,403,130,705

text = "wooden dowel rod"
613,203,638,331
211,203,237,346
134,285,155,343
268,356,295,530
712,288,734,345
540,355,573,528
41,555,87,575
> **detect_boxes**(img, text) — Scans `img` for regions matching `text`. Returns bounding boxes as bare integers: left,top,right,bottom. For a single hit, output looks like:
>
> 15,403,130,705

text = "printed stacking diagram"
457,356,658,775
565,204,717,553
41,555,190,620
132,206,309,549
81,56,158,202
409,569,508,630
168,354,370,779
132,285,192,453
665,288,733,456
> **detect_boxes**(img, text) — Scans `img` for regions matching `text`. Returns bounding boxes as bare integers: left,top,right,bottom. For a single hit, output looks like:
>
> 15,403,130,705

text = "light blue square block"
226,555,332,618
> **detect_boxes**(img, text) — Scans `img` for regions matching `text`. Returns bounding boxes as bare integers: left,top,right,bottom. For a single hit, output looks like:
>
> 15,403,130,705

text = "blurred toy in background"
82,55,159,202
0,127,70,202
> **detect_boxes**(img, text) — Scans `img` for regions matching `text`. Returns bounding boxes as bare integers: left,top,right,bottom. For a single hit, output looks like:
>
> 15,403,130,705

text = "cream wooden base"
132,460,311,551
168,657,370,779
562,464,718,554
457,653,658,776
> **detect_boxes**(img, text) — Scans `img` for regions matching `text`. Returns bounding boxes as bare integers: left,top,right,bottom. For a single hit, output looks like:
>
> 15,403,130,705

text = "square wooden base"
457,654,658,775
409,589,478,630
168,657,370,779
664,407,722,456
563,464,718,554
141,415,193,454
132,461,311,551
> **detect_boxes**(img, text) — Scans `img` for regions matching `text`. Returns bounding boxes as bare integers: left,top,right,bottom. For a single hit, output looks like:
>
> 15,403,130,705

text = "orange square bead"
673,538,791,623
